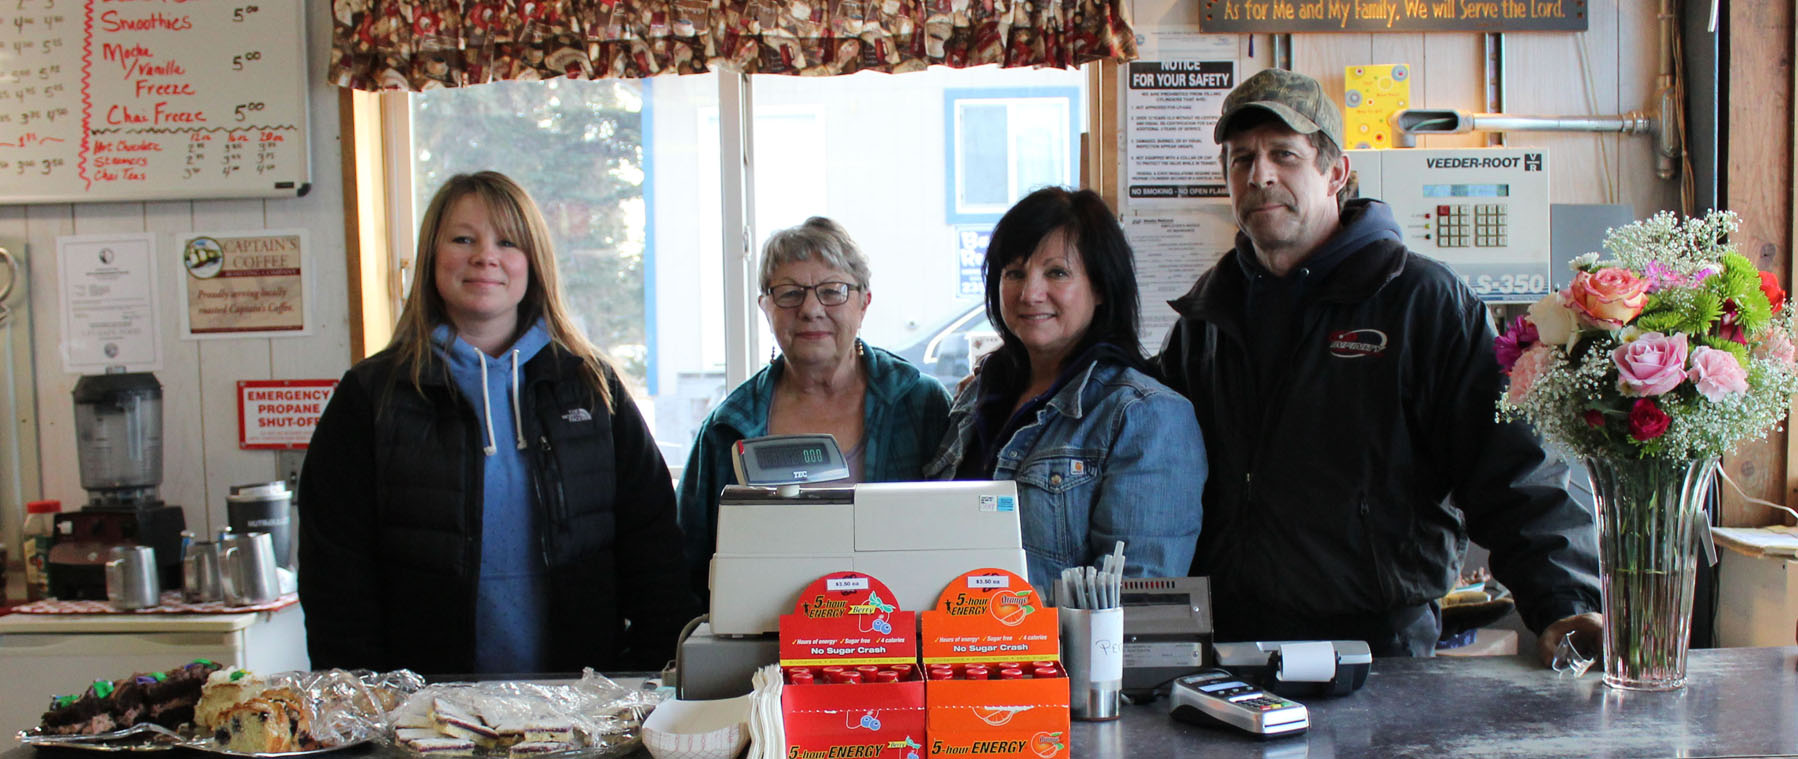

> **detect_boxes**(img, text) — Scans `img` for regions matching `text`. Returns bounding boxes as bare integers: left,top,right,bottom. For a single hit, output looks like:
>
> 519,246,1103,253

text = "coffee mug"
182,540,225,603
106,545,162,611
219,532,280,606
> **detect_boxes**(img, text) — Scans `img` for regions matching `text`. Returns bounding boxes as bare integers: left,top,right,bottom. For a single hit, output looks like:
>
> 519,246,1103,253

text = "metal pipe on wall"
1653,0,1682,180
1470,113,1655,134
1484,33,1505,147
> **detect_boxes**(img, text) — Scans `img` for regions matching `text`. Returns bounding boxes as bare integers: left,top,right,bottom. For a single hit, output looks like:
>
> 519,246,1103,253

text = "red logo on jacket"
1328,329,1389,358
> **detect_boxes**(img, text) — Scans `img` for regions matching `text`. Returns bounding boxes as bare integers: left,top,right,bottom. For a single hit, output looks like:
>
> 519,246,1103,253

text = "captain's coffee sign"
238,379,337,449
1200,0,1587,33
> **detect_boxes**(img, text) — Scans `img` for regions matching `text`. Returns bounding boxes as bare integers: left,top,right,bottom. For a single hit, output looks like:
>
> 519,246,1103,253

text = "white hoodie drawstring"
510,349,526,450
477,347,499,456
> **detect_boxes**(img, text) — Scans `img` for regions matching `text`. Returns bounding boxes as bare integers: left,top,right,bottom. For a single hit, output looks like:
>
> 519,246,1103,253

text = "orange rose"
1567,268,1650,329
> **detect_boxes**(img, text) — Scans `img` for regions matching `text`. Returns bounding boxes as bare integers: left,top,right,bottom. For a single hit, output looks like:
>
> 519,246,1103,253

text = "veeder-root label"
1424,153,1544,171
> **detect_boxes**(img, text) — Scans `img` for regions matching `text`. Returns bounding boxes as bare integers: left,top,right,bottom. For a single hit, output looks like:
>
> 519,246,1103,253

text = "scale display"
730,434,851,487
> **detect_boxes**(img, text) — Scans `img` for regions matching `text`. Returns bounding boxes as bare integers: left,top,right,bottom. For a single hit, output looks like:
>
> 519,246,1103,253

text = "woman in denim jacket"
926,188,1206,589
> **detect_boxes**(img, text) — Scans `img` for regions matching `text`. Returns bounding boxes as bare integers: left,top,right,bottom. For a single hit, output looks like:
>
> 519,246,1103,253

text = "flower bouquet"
1495,209,1798,690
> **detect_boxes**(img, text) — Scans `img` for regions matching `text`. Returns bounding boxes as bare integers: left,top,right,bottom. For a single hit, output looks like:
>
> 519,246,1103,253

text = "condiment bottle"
22,500,59,602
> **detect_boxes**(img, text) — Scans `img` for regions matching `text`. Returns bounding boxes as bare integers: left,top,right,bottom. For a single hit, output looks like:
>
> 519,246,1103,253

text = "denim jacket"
925,359,1206,589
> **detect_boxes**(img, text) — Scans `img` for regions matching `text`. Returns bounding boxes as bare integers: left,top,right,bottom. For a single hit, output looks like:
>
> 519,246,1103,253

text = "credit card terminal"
1169,668,1309,738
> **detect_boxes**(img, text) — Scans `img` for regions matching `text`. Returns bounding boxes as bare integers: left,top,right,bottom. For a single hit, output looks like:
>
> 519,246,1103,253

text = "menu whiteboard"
0,0,311,205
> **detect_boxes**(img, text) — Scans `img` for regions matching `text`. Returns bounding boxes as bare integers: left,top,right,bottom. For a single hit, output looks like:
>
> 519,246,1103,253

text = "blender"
47,371,187,600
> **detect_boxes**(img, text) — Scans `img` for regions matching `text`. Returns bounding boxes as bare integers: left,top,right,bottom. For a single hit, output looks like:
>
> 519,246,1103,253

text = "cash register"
676,434,1029,698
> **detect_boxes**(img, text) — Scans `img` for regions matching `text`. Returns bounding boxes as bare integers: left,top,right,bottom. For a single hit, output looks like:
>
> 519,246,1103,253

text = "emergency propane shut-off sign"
238,379,338,450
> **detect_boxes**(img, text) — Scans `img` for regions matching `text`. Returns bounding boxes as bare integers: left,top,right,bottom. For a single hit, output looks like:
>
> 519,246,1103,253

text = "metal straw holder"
1059,606,1123,720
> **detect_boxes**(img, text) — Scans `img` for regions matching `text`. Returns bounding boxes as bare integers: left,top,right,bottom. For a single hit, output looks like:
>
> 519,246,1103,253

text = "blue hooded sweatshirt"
432,319,553,674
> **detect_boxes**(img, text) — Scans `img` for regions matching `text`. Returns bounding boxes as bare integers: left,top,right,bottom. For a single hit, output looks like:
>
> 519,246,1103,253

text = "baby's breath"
1498,209,1798,462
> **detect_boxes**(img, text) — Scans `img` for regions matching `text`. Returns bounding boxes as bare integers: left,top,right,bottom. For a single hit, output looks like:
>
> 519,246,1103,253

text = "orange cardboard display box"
780,571,927,759
920,569,1070,759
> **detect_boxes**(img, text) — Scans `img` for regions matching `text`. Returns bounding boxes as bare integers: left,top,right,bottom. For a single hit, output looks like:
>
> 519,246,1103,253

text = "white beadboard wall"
0,0,349,553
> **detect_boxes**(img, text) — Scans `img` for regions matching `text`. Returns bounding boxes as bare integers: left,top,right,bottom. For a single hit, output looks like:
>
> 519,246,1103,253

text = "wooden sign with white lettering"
0,0,311,204
1199,0,1588,32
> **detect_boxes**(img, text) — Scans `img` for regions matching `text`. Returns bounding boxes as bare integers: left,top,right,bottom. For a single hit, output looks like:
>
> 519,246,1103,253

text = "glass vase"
1585,455,1717,691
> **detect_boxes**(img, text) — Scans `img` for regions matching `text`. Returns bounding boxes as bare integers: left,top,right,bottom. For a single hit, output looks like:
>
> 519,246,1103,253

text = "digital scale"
730,433,851,494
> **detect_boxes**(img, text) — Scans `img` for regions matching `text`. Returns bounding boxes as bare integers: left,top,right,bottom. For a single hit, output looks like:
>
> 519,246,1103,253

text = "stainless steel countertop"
1075,646,1798,758
8,647,1793,759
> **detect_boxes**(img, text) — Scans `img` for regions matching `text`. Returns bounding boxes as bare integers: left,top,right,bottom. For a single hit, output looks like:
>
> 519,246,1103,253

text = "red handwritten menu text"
0,0,310,204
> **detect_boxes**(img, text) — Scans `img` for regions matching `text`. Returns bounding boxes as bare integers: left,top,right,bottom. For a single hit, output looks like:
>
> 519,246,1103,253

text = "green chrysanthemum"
1635,289,1722,335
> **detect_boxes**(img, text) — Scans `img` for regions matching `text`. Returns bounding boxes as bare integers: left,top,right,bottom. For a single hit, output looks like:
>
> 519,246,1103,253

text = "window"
396,66,1084,468
945,88,1080,223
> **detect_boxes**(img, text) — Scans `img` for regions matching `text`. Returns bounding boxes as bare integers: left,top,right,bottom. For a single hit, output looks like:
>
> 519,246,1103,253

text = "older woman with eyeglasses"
676,217,951,601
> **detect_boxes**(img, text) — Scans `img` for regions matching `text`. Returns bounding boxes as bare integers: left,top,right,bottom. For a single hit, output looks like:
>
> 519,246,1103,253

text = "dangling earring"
770,344,779,364
855,338,865,358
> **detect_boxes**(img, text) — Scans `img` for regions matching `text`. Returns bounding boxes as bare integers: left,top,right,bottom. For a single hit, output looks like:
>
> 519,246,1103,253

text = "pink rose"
1687,347,1749,401
1568,268,1651,329
1755,327,1796,366
1613,332,1689,396
1506,344,1556,404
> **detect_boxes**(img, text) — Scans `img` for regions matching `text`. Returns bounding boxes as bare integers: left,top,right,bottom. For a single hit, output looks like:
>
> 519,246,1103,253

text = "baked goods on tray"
37,659,223,735
388,671,661,758
27,664,424,754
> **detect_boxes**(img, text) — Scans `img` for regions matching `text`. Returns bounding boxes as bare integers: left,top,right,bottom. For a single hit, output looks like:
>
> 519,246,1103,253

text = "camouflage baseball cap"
1213,68,1344,149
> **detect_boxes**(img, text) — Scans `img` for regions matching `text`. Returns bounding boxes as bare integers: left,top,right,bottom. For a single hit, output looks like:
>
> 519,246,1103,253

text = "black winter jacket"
1156,200,1600,655
298,343,696,675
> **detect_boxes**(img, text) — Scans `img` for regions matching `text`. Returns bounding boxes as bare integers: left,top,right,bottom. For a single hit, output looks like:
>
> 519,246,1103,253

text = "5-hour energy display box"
780,571,926,759
921,569,1069,759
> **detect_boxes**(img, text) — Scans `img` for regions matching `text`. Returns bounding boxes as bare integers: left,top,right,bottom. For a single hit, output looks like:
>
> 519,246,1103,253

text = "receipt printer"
1212,640,1373,698
1120,576,1214,699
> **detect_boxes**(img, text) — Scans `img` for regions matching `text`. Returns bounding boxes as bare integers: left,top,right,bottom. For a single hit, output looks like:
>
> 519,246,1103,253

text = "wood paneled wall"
1287,2,1680,217
1731,0,1796,526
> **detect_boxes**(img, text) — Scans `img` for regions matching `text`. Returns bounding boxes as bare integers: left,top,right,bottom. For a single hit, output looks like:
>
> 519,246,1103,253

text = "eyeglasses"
763,281,861,308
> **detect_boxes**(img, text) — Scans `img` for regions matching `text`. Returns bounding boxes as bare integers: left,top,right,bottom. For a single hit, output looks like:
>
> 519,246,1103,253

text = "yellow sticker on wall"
1344,64,1411,150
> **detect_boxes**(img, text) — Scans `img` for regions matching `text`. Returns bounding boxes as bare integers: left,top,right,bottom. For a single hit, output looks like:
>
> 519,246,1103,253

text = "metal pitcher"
182,539,225,603
106,545,162,611
219,532,280,606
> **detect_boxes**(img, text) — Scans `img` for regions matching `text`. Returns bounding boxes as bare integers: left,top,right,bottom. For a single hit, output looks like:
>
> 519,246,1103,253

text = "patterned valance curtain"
330,0,1137,90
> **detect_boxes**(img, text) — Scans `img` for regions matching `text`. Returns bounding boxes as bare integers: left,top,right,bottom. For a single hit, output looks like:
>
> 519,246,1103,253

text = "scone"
197,669,267,732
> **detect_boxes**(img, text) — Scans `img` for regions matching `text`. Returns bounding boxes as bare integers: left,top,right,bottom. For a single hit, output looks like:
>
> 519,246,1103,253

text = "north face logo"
1328,329,1389,358
562,408,592,423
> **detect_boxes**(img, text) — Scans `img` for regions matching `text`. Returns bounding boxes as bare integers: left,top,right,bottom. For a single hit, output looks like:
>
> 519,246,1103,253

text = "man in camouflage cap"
1155,67,1603,664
